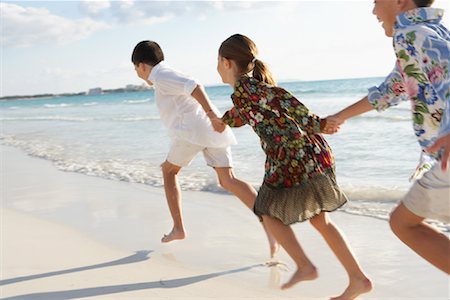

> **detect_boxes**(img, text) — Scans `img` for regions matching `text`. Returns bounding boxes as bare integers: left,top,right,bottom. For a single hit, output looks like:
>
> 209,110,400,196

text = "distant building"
87,87,102,95
125,83,152,91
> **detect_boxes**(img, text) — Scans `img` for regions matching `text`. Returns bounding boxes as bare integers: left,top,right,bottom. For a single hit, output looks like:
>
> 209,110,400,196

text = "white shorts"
166,138,233,168
402,162,450,223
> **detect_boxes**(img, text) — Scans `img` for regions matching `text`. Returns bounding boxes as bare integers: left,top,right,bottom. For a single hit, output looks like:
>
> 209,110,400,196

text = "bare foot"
263,222,280,258
281,264,318,290
330,277,373,300
270,239,280,258
161,228,185,243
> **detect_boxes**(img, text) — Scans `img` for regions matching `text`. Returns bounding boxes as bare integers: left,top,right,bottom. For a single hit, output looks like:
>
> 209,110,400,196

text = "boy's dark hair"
412,0,434,7
131,41,164,66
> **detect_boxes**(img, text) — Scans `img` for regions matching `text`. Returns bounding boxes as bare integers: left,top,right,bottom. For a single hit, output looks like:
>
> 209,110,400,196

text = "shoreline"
2,145,449,299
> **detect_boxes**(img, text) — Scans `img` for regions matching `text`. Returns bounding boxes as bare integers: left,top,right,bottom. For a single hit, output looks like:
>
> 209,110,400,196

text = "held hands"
211,118,226,133
322,115,345,134
206,110,226,133
426,132,450,170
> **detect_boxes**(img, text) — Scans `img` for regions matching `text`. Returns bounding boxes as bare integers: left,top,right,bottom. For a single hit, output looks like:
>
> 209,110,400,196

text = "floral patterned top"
368,8,449,162
222,75,334,189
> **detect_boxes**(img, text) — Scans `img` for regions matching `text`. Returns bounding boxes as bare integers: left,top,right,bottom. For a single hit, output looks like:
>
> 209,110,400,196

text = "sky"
1,0,449,97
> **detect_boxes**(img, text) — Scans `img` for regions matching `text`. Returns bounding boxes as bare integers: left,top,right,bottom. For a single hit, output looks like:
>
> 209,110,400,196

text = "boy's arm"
325,96,373,133
191,84,214,113
191,84,226,133
332,96,373,122
426,133,450,170
427,100,450,170
327,62,407,133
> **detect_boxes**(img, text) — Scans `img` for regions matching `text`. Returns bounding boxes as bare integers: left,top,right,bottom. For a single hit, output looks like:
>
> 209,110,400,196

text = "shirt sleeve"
367,62,409,111
154,69,198,96
221,106,247,128
280,90,322,134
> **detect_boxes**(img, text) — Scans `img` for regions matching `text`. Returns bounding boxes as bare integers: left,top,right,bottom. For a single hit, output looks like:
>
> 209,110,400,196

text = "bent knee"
389,203,422,232
309,213,329,231
216,171,237,190
161,161,181,176
218,177,234,189
389,207,408,233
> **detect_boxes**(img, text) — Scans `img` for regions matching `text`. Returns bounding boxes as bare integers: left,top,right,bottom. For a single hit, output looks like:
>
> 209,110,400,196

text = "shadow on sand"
3,263,263,300
0,250,152,286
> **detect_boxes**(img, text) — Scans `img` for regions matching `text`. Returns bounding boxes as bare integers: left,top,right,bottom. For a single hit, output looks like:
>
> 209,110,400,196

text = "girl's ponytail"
253,59,276,86
219,34,276,86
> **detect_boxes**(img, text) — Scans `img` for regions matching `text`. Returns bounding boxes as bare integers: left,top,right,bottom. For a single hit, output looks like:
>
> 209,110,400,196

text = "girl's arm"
221,106,246,128
276,90,322,135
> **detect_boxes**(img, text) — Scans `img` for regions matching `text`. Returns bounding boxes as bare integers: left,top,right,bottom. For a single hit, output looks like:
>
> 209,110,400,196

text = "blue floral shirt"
368,8,450,163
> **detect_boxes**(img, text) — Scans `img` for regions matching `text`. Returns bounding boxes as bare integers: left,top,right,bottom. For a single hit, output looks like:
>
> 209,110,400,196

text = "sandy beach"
1,145,449,299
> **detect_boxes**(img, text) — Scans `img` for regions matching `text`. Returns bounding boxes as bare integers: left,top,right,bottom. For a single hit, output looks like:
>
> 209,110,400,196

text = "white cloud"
106,1,175,25
78,0,268,25
1,3,110,48
80,0,111,15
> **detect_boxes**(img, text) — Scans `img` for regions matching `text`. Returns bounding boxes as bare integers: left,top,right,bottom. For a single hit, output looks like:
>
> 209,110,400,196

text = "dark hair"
412,0,434,7
131,40,164,66
219,34,276,86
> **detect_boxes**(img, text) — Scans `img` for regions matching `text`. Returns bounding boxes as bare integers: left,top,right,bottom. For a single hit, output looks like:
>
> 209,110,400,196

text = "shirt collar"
234,74,251,88
395,7,444,29
148,61,165,82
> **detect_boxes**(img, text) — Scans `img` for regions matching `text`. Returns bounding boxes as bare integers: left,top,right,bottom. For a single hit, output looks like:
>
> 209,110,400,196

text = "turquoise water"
1,77,428,223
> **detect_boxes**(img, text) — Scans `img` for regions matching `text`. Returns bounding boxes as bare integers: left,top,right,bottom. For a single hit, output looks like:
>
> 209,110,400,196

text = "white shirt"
148,62,236,148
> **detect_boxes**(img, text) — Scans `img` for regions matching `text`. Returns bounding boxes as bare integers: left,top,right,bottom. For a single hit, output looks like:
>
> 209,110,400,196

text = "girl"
213,34,372,300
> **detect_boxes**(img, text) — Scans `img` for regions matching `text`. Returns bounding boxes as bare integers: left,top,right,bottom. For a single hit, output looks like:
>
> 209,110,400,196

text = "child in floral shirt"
214,34,372,300
328,0,450,274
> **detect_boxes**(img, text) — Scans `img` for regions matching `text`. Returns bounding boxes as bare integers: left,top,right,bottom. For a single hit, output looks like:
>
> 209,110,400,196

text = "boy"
131,41,278,256
327,0,450,274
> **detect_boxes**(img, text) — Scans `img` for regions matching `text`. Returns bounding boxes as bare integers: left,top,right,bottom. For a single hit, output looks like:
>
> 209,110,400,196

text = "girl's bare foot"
161,228,185,243
270,238,280,258
330,277,373,300
281,264,318,290
263,221,280,258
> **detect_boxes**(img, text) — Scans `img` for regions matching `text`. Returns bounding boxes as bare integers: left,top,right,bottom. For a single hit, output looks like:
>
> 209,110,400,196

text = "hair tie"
252,57,257,64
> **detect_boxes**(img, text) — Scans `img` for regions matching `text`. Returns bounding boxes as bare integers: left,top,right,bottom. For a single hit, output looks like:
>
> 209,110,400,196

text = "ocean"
2,77,444,229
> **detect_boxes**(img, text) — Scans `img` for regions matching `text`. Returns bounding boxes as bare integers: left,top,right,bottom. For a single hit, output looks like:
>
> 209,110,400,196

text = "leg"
309,212,372,300
160,160,185,243
390,203,450,274
262,215,318,289
215,167,279,257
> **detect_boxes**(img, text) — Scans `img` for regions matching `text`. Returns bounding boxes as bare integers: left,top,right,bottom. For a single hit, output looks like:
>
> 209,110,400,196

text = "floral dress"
222,75,347,224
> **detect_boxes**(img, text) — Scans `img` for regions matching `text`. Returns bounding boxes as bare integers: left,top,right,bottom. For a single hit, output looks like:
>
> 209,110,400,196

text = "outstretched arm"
191,84,226,133
325,96,373,133
333,96,373,122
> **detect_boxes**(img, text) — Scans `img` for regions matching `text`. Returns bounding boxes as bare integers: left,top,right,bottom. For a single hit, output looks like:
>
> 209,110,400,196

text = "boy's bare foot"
330,277,373,300
161,228,185,243
281,264,318,290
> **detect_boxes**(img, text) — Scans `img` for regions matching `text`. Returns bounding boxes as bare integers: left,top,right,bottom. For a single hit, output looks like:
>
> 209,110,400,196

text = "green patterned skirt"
254,172,347,225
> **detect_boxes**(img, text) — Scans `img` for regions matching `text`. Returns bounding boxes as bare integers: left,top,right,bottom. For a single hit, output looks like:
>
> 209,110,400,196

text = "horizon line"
1,75,385,99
